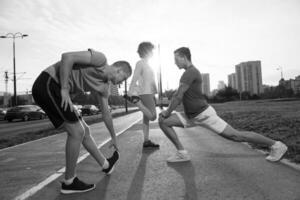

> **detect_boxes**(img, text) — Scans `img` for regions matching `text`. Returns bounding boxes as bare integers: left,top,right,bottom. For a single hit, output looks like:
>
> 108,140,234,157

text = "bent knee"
70,128,85,140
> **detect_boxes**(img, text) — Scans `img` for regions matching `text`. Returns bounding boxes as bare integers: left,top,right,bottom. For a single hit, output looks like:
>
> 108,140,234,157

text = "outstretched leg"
220,124,287,161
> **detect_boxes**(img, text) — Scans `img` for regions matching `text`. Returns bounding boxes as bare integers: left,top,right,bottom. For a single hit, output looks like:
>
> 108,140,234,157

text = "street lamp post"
277,66,283,80
0,32,28,106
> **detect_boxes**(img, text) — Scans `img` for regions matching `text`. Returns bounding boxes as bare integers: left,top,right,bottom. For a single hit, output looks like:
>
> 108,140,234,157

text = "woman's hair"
174,47,191,61
137,42,154,58
112,61,132,77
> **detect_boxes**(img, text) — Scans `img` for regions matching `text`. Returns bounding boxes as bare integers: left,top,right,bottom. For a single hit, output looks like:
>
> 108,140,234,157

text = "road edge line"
13,118,140,200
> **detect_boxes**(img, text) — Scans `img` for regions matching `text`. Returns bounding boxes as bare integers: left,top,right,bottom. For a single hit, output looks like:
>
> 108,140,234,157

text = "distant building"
201,73,210,96
211,89,218,96
279,75,300,94
294,75,300,94
228,73,238,90
217,81,226,90
235,61,263,95
262,84,272,93
0,92,11,107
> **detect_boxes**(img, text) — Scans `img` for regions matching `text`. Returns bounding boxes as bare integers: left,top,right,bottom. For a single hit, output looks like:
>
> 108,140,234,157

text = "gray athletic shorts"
175,106,227,134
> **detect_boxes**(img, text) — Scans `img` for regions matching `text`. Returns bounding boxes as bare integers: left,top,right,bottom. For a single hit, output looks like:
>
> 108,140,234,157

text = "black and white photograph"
0,0,300,199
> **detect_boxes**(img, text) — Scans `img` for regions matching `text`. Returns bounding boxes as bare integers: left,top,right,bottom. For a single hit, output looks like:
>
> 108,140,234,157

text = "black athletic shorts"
32,72,80,129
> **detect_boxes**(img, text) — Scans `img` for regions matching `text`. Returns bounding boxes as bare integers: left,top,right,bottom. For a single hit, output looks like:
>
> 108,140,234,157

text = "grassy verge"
0,109,138,150
212,99,300,163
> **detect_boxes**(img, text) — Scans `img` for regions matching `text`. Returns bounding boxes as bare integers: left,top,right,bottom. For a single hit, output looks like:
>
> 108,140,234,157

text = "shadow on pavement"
167,162,198,200
126,148,158,200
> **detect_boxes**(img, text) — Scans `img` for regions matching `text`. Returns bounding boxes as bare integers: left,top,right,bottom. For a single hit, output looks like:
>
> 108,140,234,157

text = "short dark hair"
174,47,191,61
137,42,154,58
112,61,132,77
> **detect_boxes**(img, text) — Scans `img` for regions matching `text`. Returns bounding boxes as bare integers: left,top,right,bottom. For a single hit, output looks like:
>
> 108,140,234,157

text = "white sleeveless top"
128,59,157,95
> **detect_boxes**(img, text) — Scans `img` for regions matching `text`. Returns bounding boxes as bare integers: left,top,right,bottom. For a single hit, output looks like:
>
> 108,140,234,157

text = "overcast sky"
0,0,300,94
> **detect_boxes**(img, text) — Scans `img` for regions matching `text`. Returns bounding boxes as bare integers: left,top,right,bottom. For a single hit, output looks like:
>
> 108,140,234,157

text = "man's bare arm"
164,82,190,116
59,51,91,111
99,94,118,150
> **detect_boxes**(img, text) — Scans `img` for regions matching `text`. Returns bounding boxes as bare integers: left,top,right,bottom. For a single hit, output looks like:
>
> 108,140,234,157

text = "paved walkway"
1,112,300,200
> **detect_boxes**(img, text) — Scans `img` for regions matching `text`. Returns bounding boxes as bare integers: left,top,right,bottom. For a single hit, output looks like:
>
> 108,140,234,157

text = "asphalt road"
1,110,299,200
0,108,130,138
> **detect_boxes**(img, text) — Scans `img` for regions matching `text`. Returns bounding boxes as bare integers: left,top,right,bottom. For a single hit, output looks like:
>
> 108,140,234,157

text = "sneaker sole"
143,146,160,149
167,158,191,163
60,185,96,194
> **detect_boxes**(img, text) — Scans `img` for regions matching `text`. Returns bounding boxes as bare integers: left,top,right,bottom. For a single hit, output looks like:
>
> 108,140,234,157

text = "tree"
214,86,239,102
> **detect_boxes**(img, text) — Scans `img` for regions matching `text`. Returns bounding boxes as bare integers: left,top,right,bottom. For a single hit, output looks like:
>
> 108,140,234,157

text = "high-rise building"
201,73,210,96
235,61,263,95
217,80,226,90
294,75,300,94
228,73,238,90
279,75,300,94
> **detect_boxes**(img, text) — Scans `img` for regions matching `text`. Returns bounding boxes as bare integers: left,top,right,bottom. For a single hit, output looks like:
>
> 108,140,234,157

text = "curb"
242,142,300,172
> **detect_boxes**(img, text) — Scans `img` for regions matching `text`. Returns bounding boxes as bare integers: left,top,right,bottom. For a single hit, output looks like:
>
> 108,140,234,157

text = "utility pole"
4,71,9,107
277,66,283,80
158,44,163,109
124,80,128,113
4,71,8,94
0,32,29,106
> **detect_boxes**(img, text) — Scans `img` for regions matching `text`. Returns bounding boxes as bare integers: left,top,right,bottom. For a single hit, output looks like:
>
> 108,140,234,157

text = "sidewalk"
2,114,300,200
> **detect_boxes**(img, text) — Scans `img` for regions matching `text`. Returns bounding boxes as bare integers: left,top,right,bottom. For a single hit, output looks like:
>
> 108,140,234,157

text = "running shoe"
102,151,120,174
61,177,95,194
123,94,140,104
167,150,191,163
266,141,288,162
143,140,160,149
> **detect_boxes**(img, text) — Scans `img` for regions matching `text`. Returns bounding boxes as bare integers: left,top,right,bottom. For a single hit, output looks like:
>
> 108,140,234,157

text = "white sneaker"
167,150,191,163
266,141,288,162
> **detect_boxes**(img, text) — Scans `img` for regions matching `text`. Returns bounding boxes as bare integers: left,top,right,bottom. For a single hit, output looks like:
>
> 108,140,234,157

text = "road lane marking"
13,118,140,200
0,110,137,152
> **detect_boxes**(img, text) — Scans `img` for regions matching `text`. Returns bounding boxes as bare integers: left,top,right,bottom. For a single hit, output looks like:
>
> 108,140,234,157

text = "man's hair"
112,61,132,76
137,42,154,58
174,47,191,61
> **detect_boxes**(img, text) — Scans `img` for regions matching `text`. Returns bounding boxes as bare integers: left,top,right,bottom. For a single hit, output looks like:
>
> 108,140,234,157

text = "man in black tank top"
32,49,132,194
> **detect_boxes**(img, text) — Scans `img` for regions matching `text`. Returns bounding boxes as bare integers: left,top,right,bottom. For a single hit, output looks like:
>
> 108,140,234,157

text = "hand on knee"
158,115,165,125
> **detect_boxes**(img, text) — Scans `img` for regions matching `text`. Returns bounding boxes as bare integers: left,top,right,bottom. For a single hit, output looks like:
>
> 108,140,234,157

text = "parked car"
5,105,46,122
0,108,7,121
81,105,100,115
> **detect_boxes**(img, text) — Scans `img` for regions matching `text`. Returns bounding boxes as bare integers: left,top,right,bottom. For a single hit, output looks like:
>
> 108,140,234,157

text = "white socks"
64,176,75,185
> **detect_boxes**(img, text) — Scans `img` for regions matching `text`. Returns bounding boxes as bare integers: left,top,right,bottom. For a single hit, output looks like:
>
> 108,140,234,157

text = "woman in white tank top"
126,42,160,148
